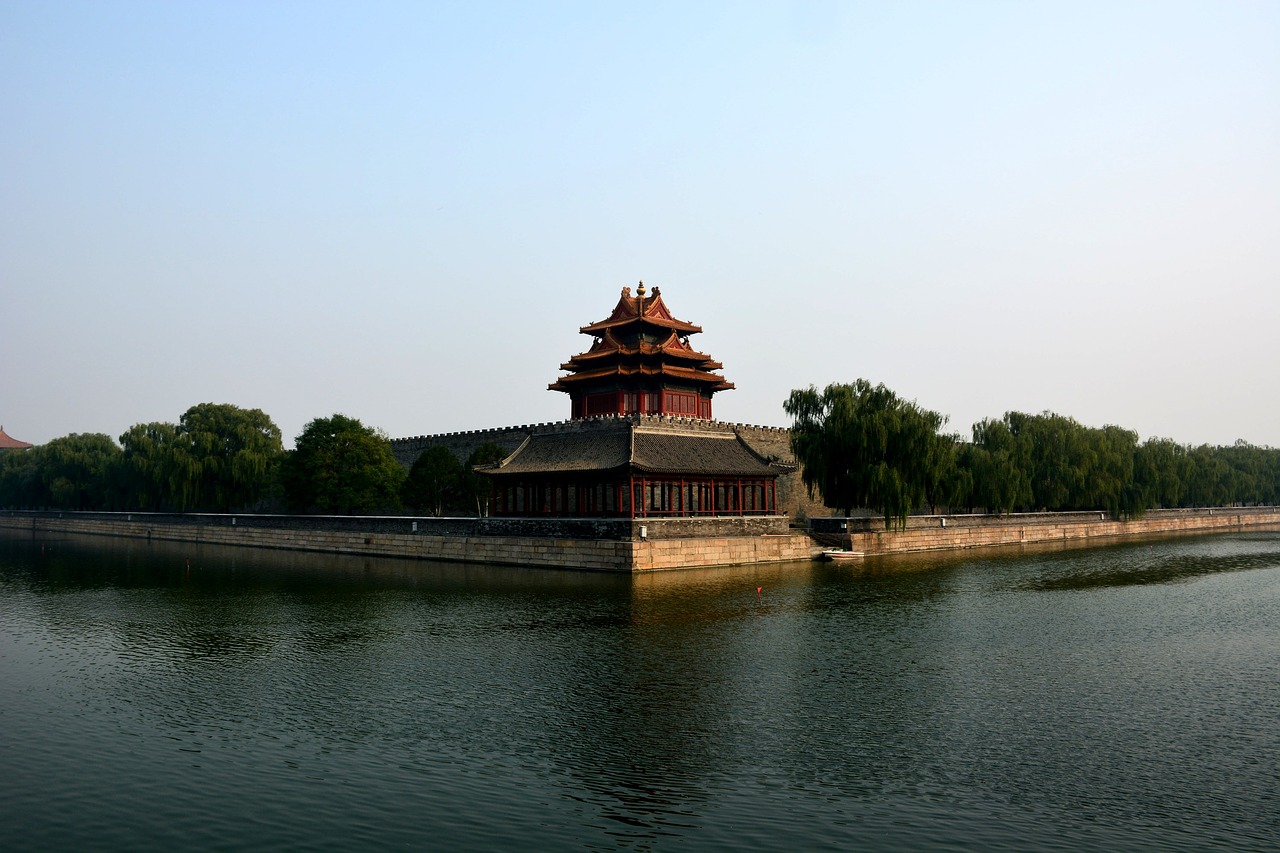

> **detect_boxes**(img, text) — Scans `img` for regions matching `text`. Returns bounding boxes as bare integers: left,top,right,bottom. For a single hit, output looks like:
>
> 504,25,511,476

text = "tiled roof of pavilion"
579,285,702,335
549,283,735,394
0,427,33,450
479,423,787,478
550,363,735,389
559,329,723,370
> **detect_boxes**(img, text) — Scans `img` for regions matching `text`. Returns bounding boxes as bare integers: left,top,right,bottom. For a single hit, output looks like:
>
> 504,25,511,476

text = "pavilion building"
0,427,34,452
476,284,793,519
549,283,733,419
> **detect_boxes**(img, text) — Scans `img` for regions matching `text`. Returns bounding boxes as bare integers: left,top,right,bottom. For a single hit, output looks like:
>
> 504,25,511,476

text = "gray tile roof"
631,431,775,475
482,424,784,478
483,429,632,475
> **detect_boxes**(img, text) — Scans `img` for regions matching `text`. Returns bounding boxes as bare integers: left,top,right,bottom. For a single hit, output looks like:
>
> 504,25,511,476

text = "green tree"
178,403,283,511
785,380,948,529
965,444,1032,515
0,447,46,508
1134,437,1190,509
281,414,405,514
118,421,189,510
1086,425,1139,518
38,433,122,510
401,445,463,516
1185,445,1233,507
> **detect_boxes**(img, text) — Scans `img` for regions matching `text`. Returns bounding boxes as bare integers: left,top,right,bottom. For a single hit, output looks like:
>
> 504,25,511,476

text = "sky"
3,1,1278,449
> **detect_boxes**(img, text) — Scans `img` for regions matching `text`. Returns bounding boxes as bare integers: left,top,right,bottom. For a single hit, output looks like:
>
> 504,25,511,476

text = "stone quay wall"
814,507,1280,555
5,507,1273,573
0,511,813,572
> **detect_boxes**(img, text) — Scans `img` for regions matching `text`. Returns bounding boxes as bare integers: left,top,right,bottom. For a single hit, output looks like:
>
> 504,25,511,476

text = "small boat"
818,549,865,562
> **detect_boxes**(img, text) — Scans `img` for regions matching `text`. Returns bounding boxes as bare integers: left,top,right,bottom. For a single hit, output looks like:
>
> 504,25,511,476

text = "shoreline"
2,507,1278,572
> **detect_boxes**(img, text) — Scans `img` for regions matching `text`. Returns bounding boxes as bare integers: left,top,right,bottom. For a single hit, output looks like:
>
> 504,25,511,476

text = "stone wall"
829,507,1280,555
0,511,814,573
4,507,1276,572
391,424,532,468
731,422,827,522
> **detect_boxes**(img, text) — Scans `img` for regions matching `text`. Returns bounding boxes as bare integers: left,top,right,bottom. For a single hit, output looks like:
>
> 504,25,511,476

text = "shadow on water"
1015,531,1280,591
0,527,633,596
782,529,1280,594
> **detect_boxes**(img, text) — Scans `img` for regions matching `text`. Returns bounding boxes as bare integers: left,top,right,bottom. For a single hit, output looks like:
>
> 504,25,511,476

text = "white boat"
819,549,865,562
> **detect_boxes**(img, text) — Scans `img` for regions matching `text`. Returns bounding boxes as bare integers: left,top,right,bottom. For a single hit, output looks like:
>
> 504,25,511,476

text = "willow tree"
785,380,948,529
178,403,283,512
117,404,283,512
37,433,122,510
118,421,190,510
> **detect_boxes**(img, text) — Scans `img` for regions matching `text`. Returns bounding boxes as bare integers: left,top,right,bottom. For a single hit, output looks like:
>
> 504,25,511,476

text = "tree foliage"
950,414,1280,517
785,380,949,529
783,381,1280,523
401,446,463,516
118,421,189,510
179,403,283,511
0,434,123,510
115,404,282,511
281,414,405,514
400,441,509,516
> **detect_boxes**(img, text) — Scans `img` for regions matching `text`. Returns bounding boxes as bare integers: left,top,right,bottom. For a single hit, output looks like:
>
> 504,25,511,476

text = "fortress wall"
390,424,532,468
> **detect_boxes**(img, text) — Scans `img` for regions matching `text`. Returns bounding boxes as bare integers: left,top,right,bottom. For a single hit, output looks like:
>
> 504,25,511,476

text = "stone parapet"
833,507,1280,555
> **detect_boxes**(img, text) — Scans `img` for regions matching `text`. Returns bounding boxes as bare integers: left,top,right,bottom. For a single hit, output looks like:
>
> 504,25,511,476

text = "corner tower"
549,283,735,419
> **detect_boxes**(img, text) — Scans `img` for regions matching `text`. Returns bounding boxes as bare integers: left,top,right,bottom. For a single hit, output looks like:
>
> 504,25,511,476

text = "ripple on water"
2,530,1279,851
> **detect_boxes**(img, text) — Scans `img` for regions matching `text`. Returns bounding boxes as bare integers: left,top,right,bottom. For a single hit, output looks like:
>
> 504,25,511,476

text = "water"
2,528,1278,852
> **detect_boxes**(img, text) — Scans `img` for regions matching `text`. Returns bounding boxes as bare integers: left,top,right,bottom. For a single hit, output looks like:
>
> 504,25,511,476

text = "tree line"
787,380,1280,529
0,403,505,516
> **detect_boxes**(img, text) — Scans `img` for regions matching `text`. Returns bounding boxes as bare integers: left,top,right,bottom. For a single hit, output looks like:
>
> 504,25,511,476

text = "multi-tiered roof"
549,283,734,419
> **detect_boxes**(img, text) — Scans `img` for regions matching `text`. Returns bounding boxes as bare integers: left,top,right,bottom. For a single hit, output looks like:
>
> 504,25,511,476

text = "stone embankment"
2,507,1276,572
811,507,1280,555
0,511,816,572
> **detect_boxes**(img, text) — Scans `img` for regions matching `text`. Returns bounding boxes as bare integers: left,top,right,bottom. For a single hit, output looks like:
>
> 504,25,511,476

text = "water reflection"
3,528,1280,852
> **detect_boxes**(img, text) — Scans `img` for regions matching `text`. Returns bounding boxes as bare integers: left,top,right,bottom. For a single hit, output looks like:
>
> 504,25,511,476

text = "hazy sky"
4,1,1278,449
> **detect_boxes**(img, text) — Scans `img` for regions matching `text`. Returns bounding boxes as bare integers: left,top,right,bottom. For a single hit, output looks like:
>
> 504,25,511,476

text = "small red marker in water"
756,586,762,600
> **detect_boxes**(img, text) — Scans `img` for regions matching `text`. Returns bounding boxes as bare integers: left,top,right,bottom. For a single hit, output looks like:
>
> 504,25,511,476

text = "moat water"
2,528,1278,852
